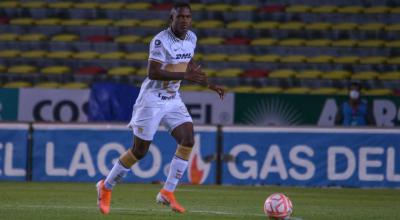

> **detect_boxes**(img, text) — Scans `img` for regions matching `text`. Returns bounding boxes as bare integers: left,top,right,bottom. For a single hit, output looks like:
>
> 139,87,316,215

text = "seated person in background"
335,82,375,126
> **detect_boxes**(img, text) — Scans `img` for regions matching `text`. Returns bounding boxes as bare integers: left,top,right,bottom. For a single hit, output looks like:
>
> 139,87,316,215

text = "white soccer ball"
264,193,293,219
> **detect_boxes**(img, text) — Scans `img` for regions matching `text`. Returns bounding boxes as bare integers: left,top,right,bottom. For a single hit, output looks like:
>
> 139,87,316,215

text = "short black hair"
171,2,191,12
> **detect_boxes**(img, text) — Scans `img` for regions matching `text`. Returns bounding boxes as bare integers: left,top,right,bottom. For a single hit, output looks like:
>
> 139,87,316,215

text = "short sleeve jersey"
139,28,197,97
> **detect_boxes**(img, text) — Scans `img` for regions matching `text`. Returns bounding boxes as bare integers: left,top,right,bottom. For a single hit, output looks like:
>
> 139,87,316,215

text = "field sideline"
0,182,399,220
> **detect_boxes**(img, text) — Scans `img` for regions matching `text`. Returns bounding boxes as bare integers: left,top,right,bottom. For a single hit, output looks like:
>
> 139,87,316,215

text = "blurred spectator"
335,82,375,126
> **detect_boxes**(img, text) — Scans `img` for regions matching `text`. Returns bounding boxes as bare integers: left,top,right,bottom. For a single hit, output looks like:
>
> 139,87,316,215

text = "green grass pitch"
0,182,399,220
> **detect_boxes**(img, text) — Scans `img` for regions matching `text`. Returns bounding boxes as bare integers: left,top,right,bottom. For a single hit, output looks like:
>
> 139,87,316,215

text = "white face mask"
349,90,360,99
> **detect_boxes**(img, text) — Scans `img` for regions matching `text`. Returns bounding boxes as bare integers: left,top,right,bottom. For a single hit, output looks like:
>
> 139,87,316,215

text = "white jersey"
135,28,197,106
128,28,196,140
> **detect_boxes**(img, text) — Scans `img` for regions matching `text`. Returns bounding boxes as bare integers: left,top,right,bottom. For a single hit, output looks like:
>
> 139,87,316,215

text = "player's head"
348,82,361,100
169,2,192,38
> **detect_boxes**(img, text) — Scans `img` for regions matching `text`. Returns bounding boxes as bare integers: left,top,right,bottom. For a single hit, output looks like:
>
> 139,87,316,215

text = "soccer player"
96,2,225,215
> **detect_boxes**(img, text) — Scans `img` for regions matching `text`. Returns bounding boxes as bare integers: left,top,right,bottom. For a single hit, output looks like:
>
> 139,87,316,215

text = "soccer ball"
264,193,293,219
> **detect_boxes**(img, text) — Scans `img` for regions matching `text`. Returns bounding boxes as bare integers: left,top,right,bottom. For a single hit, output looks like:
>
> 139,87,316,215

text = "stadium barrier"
0,123,399,188
1,87,400,126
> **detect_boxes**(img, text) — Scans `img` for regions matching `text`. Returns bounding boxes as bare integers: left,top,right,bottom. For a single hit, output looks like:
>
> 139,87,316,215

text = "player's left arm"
187,58,225,100
207,83,225,100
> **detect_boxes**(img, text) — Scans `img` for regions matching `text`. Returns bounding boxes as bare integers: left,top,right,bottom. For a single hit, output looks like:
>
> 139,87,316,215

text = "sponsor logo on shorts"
158,93,176,100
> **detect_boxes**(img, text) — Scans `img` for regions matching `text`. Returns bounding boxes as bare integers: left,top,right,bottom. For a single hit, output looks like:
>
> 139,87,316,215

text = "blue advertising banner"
222,127,400,188
88,82,140,122
0,123,29,181
32,124,217,184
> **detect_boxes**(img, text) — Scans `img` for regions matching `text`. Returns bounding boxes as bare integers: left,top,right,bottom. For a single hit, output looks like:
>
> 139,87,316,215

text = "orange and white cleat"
156,189,186,213
96,179,112,215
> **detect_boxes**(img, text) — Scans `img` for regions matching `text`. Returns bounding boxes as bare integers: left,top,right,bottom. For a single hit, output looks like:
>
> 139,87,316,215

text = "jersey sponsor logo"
175,53,192,60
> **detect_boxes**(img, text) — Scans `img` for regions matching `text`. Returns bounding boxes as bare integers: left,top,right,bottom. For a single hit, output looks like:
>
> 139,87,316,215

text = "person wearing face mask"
335,82,375,126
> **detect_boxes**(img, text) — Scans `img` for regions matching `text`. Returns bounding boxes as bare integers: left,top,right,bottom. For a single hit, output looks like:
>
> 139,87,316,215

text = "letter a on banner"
68,142,96,177
260,145,288,180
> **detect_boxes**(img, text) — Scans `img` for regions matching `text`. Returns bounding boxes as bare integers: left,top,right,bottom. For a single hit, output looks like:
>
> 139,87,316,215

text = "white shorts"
128,95,192,141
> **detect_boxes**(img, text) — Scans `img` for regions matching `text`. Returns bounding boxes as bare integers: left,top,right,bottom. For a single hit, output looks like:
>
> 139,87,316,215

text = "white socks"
104,156,189,192
104,160,130,190
163,156,188,192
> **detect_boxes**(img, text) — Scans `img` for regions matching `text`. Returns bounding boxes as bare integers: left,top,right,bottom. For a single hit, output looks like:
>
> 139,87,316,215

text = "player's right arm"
147,36,207,84
148,60,207,84
187,59,225,100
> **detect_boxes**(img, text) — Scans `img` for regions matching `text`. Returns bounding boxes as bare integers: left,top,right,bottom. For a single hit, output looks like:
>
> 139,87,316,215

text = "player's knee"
130,145,148,160
180,137,195,148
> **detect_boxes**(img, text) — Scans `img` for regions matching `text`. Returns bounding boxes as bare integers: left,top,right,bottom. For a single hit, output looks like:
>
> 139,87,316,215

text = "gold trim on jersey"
164,62,189,73
149,58,163,64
